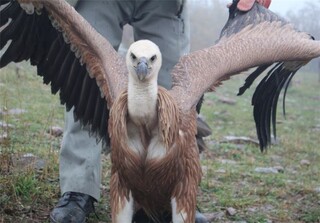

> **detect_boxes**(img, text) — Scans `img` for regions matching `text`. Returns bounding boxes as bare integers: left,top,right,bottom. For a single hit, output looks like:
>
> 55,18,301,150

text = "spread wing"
169,3,320,149
222,2,316,150
0,0,128,146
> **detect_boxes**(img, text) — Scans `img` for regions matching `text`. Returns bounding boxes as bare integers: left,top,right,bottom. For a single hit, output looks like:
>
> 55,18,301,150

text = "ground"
0,64,319,222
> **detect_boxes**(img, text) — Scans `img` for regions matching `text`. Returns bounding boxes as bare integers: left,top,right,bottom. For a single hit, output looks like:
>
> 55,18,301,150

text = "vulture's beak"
136,57,149,81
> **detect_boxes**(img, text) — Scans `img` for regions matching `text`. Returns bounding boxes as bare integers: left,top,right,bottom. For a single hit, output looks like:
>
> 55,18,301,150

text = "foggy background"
190,0,320,73
121,0,320,73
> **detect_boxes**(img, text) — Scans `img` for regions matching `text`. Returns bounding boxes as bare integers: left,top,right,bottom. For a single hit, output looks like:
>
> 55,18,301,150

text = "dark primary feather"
240,62,303,150
237,64,272,96
0,1,19,27
223,2,315,150
51,50,74,94
0,0,110,148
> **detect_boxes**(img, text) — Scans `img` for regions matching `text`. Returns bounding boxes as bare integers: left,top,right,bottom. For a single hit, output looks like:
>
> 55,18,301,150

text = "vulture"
1,0,320,222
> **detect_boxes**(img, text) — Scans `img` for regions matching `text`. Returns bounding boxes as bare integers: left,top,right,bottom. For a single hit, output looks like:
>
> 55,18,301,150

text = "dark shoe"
50,192,96,223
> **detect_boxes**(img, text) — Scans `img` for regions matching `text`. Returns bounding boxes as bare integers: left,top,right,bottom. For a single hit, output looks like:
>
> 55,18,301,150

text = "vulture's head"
126,40,162,82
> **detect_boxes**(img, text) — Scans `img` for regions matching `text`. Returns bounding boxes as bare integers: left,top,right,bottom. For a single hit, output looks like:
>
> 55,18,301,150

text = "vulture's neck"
127,77,158,130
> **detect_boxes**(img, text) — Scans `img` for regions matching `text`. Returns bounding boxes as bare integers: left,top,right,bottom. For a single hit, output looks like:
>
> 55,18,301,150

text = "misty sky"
219,0,312,15
269,0,311,15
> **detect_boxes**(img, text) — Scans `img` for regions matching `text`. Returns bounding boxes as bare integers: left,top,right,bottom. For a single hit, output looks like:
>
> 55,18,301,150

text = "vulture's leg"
110,174,134,223
171,148,199,223
171,195,196,223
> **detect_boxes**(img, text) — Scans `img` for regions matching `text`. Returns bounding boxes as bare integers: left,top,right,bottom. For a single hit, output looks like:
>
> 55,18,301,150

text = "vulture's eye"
150,55,157,62
131,53,137,60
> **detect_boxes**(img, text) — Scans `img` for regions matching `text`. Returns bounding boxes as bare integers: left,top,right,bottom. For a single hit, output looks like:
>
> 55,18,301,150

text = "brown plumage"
109,87,200,221
1,0,320,222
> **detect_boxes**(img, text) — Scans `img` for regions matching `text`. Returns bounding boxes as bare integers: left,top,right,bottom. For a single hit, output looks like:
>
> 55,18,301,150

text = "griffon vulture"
1,0,320,222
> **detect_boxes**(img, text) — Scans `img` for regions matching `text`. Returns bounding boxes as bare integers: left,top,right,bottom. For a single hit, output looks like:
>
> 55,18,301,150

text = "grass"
0,64,319,222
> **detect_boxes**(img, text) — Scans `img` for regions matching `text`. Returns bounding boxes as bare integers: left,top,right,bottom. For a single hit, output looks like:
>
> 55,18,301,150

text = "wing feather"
248,62,303,149
0,2,20,27
171,21,320,110
170,3,320,149
0,0,127,147
77,74,93,117
52,50,74,94
83,80,100,125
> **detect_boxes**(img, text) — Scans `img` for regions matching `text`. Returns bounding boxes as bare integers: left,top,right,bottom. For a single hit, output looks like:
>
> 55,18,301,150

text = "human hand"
228,0,271,11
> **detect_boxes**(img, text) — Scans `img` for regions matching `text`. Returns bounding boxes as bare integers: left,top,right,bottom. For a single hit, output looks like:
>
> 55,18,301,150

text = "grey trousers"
60,0,190,201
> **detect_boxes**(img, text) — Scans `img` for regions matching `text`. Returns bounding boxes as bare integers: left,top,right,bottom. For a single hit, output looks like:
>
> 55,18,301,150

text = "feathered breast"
108,87,201,216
